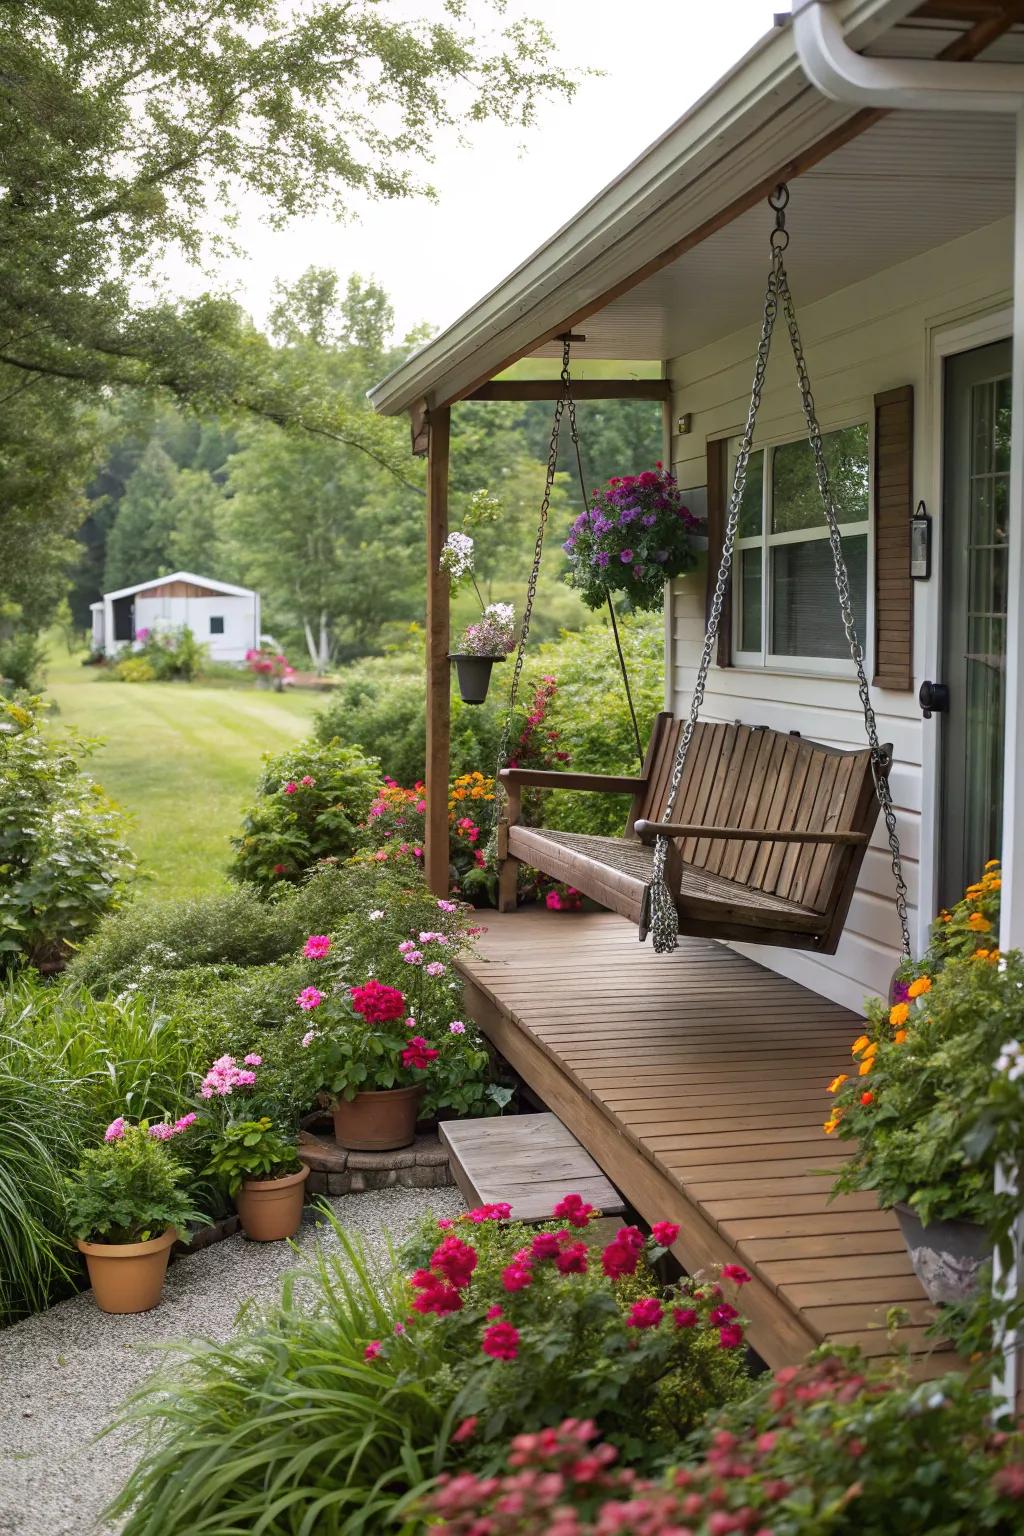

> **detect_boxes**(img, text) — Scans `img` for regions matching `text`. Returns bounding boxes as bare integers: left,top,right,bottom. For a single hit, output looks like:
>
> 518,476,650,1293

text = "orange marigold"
889,1002,910,1027
907,977,931,999
851,1034,871,1057
893,1028,908,1045
967,912,991,932
827,1073,848,1095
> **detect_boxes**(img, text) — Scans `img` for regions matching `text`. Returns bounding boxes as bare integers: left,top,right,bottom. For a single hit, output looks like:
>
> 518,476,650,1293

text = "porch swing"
494,187,912,959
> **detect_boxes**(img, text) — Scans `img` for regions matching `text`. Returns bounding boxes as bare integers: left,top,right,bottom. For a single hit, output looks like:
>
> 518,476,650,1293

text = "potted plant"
440,529,516,703
299,976,439,1150
65,1117,201,1314
562,463,703,612
824,861,1017,1304
206,1117,308,1242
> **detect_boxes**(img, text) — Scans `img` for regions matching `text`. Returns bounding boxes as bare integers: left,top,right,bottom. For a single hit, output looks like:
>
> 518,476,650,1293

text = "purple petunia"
619,548,634,563
642,513,657,527
618,505,639,524
595,550,611,567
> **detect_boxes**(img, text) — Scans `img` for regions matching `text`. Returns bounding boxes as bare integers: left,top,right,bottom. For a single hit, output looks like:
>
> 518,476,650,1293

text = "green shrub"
0,694,136,970
107,1226,448,1535
229,739,380,891
65,1121,201,1244
0,630,47,693
0,1044,80,1324
130,625,209,682
112,656,157,683
67,885,312,992
205,1117,301,1196
427,1355,1024,1535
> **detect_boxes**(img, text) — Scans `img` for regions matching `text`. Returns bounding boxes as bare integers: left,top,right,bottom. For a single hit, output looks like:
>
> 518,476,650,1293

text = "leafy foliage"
0,694,135,969
65,1123,200,1244
205,1117,301,1197
229,739,380,891
427,1354,1024,1535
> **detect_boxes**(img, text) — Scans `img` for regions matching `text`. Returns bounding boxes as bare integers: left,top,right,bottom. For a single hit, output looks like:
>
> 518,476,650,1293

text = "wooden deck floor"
457,908,954,1374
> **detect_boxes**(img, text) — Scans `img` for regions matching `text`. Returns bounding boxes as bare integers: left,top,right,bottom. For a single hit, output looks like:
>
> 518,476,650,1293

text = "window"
732,423,870,670
210,615,225,635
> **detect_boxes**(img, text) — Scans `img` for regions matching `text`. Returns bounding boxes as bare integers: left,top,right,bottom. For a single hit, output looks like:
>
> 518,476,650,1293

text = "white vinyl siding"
667,217,1012,1014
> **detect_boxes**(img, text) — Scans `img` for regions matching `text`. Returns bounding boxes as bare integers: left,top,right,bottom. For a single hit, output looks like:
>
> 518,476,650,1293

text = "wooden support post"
425,405,451,897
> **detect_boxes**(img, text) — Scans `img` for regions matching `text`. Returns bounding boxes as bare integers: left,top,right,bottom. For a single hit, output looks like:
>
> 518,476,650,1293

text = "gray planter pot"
895,1202,990,1304
450,653,504,705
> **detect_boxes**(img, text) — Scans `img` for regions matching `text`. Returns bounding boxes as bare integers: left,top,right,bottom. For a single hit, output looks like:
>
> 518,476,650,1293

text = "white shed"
94,572,261,664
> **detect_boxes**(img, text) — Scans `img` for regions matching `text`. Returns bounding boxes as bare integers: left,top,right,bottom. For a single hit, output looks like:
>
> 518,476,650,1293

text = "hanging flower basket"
563,464,703,612
894,1202,990,1305
450,652,505,705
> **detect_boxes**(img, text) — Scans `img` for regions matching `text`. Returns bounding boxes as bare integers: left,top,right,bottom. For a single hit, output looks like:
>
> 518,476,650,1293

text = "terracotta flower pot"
450,653,504,705
333,1084,424,1151
77,1226,177,1314
235,1165,310,1242
894,1202,991,1304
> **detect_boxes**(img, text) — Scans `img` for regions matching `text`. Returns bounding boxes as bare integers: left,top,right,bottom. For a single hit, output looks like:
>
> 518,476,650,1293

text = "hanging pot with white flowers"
440,528,517,705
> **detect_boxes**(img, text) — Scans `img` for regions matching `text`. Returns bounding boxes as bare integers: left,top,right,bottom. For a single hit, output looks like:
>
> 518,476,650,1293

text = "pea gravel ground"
0,1186,465,1536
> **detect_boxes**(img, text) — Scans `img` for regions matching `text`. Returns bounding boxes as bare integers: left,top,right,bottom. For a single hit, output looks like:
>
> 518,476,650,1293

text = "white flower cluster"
440,531,475,582
995,1039,1024,1082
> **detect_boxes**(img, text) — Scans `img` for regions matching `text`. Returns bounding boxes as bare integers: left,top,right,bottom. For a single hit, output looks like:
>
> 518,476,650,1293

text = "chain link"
646,187,911,959
492,340,570,816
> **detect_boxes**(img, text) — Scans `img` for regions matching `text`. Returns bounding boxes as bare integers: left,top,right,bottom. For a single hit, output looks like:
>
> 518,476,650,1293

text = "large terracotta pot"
235,1164,310,1242
77,1226,177,1314
333,1084,424,1151
895,1202,991,1304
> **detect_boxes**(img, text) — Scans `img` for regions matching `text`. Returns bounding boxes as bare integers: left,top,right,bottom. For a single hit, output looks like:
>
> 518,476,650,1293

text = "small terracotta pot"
77,1226,177,1314
235,1165,310,1242
333,1084,424,1151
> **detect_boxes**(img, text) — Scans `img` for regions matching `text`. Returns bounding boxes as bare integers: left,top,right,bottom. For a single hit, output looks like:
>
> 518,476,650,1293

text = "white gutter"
796,0,1024,1417
794,0,1024,110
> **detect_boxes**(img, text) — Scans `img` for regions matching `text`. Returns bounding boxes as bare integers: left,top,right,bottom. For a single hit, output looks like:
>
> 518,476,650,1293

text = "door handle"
919,680,949,720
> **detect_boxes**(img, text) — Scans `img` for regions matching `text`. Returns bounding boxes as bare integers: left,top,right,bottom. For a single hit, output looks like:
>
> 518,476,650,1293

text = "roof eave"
368,0,918,417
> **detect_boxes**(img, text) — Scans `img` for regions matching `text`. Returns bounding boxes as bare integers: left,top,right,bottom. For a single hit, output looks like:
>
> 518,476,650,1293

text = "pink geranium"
282,781,299,795
651,1221,680,1248
296,986,325,1012
104,1117,126,1142
303,935,331,959
481,1321,520,1360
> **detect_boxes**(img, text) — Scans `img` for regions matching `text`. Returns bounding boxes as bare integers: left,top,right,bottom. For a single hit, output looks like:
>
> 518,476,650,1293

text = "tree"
0,1,577,630
103,441,181,592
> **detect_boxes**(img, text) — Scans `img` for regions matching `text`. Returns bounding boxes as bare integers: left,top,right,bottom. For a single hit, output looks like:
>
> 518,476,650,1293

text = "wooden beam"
443,6,1020,406
425,406,451,897
465,378,671,402
409,397,429,457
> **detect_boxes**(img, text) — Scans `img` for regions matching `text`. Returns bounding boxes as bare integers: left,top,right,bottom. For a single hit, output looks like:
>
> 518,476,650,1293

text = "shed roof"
102,572,257,601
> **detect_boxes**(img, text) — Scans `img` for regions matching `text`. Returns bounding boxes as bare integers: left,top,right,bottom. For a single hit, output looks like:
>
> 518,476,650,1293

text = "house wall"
666,217,1013,1014
131,593,257,662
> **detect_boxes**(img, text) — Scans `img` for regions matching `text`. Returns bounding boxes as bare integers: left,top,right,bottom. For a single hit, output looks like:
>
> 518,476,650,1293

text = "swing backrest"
629,714,886,922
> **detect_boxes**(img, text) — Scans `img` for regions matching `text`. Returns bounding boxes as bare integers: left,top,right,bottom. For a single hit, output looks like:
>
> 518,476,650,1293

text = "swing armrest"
499,769,646,793
633,820,868,846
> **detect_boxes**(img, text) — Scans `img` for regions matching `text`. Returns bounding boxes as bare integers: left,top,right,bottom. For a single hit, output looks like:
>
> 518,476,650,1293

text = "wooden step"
439,1112,625,1223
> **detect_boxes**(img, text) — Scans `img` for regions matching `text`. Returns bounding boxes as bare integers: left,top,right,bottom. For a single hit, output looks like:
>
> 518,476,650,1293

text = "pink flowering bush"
564,464,702,612
425,1356,1024,1536
64,1120,202,1245
229,739,379,890
384,1198,749,1470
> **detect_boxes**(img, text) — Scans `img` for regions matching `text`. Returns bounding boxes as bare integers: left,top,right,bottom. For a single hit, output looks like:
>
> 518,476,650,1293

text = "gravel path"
0,1186,464,1536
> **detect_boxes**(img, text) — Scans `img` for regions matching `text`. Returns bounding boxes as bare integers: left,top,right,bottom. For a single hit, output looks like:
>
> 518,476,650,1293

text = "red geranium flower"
554,1241,588,1275
718,1323,744,1349
481,1321,520,1360
350,979,406,1023
651,1221,680,1247
401,1035,439,1071
430,1236,478,1290
721,1264,752,1286
602,1240,640,1281
551,1192,595,1228
626,1298,663,1329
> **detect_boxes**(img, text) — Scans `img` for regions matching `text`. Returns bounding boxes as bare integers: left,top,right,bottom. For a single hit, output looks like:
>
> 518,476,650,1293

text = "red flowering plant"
376,1196,750,1474
424,1352,1024,1535
564,464,702,612
297,970,439,1101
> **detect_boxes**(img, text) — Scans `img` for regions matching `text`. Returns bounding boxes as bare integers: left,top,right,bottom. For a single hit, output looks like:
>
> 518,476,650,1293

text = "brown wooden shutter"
705,436,731,668
873,385,914,690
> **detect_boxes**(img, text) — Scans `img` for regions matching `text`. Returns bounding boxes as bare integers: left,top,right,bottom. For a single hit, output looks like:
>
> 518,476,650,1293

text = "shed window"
210,615,225,635
731,423,870,671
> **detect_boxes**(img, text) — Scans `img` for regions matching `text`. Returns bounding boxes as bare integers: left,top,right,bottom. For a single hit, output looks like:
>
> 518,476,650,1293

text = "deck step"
439,1112,625,1223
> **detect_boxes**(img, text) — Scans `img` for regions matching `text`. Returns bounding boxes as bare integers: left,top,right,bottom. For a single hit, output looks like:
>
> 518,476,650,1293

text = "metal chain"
564,381,645,766
492,339,570,815
777,260,911,957
645,185,911,958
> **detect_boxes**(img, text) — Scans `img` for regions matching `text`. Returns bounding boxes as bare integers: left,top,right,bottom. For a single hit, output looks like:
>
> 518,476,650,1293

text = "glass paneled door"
940,341,1011,907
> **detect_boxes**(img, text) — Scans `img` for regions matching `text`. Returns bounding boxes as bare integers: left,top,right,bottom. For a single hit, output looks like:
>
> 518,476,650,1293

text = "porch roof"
369,1,1022,415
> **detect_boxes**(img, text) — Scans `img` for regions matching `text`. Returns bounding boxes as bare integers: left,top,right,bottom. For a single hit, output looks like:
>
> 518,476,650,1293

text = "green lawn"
45,648,323,900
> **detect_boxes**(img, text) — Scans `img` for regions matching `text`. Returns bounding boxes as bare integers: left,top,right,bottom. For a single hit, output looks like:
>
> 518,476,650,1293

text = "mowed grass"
44,648,323,900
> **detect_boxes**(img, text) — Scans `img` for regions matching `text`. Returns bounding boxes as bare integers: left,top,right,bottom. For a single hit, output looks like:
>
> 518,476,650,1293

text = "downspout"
793,0,1024,1411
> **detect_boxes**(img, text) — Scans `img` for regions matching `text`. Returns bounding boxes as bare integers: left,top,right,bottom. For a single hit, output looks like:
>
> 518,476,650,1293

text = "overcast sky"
163,1,781,341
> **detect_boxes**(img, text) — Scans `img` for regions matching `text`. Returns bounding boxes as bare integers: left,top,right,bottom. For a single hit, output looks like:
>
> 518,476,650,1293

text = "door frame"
920,304,1012,946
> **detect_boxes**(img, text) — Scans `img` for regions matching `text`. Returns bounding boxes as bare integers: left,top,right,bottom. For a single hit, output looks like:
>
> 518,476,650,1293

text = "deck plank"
457,909,958,1373
439,1111,625,1223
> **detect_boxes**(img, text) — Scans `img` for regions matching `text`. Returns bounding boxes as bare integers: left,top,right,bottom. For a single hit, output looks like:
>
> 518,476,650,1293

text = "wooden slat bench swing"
490,187,913,965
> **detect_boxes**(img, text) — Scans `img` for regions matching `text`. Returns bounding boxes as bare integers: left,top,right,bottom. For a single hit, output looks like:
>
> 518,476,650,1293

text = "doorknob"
919,680,949,720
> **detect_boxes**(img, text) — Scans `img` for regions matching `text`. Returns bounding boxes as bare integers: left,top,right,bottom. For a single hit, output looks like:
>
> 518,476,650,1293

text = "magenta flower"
148,1123,175,1140
300,775,316,787
363,1340,382,1360
437,899,458,913
449,1020,466,1034
619,548,634,563
403,950,424,966
719,1323,744,1349
104,1117,126,1142
481,1321,520,1360
651,1221,680,1248
626,1298,664,1329
282,781,299,795
303,935,331,959
425,961,446,978
296,986,325,1011
301,1029,318,1048
174,1113,197,1133
243,1053,262,1067
673,1307,698,1329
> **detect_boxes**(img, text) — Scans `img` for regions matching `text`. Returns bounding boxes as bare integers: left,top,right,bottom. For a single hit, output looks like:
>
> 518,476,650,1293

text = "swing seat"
497,713,890,953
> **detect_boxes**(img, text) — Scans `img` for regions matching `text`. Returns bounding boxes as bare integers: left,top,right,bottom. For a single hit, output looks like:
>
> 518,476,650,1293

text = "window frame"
209,614,225,636
729,417,874,678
